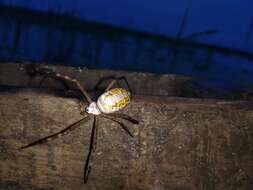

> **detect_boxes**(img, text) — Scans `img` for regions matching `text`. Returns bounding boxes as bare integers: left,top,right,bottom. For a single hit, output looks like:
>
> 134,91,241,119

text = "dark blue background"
1,0,253,93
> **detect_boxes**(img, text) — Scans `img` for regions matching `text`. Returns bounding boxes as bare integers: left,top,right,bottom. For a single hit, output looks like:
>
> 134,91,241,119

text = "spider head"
86,102,101,115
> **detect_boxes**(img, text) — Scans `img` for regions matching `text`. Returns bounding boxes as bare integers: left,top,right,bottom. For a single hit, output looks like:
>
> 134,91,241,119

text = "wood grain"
0,88,253,190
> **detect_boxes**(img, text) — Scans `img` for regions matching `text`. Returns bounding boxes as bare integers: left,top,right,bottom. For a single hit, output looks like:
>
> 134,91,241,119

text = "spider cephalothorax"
86,102,101,115
20,65,139,183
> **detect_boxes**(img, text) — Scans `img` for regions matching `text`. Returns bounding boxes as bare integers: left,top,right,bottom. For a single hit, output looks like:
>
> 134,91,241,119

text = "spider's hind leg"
107,113,139,124
100,114,134,137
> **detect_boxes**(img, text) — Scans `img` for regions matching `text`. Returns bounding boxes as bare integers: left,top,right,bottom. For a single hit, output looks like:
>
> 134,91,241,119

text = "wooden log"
0,88,253,190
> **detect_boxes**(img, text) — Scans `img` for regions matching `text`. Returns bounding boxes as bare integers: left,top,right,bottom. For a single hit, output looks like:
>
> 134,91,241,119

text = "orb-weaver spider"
21,64,139,183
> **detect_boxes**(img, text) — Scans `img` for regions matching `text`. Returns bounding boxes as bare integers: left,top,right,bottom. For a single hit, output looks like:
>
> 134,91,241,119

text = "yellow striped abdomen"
97,88,131,113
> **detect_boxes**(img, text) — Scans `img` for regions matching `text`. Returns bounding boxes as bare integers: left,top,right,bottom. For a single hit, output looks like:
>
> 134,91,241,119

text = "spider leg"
27,76,36,87
106,113,139,124
26,64,54,88
105,76,132,94
29,74,71,93
50,72,93,103
25,64,92,103
93,76,120,91
79,101,87,115
84,115,98,183
38,75,75,96
38,75,49,88
20,115,91,149
100,114,134,137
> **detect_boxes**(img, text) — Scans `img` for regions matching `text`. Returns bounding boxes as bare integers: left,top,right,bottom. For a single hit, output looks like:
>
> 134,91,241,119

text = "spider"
20,64,139,183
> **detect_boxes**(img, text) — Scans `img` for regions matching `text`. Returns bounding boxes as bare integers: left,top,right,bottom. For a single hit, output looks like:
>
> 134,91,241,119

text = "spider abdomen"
97,88,131,113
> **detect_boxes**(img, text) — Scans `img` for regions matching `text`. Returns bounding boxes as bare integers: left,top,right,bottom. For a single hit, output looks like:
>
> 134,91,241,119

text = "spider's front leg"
25,63,56,87
79,100,88,115
25,63,74,97
25,64,93,104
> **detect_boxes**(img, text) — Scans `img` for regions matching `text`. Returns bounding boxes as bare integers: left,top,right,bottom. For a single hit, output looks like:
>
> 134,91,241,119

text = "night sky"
1,0,253,92
5,0,253,51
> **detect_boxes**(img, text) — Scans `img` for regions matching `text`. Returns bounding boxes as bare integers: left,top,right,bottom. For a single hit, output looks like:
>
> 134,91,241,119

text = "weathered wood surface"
0,88,253,190
1,62,252,100
0,62,192,97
